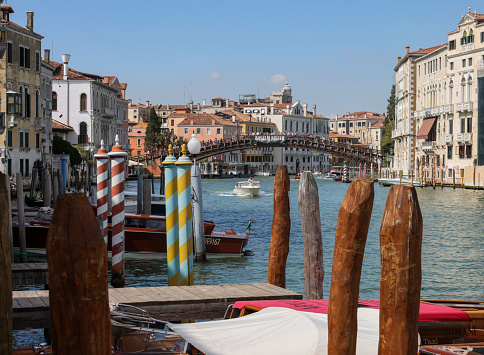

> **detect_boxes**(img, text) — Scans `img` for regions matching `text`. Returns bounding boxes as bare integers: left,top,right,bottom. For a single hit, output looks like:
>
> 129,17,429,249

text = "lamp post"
187,134,206,262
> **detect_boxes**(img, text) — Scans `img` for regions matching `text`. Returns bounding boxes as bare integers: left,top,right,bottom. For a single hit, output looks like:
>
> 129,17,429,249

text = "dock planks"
13,282,302,330
12,263,48,286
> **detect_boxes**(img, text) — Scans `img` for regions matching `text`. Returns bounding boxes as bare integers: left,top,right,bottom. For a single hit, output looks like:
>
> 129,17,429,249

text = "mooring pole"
61,154,67,193
176,145,194,286
191,163,206,261
379,184,422,354
0,173,13,355
108,135,127,288
162,145,180,286
94,141,109,244
47,194,111,355
328,178,374,354
298,172,324,299
268,165,290,288
16,172,27,263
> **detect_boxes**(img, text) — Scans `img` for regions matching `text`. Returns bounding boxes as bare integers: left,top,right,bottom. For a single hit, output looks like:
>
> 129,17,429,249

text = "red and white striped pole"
370,162,374,179
94,140,109,245
108,135,127,288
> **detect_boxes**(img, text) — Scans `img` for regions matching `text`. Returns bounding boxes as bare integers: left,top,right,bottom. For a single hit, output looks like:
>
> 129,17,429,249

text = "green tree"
144,107,161,154
381,84,395,158
52,135,83,165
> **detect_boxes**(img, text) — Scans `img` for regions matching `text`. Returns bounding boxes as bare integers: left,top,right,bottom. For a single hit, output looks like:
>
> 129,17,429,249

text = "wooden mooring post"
328,178,374,354
0,173,13,355
298,171,324,299
47,194,111,354
268,165,290,288
379,184,422,354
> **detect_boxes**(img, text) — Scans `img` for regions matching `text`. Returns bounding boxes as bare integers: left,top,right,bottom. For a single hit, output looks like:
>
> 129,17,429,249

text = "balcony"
444,134,453,144
414,111,419,119
7,115,19,128
456,102,473,112
419,111,425,119
422,141,435,150
101,108,115,117
442,104,454,114
431,107,439,115
424,109,432,117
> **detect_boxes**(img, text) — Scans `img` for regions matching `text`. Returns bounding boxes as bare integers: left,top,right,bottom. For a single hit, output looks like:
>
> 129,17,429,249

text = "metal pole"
191,162,206,262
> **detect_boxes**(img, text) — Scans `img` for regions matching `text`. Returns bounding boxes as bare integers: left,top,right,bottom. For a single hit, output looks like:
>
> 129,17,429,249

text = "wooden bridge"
139,135,383,166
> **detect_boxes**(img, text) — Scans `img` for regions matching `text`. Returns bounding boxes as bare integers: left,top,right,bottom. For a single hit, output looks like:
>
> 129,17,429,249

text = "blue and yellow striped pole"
162,145,180,286
176,145,194,286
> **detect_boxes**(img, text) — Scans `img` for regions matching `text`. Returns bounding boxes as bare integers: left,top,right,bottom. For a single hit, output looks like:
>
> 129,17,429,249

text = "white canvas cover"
168,307,380,355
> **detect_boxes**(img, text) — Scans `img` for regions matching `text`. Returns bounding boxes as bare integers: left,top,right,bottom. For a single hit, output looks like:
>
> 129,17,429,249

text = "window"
461,119,465,133
19,131,24,148
20,159,24,177
80,93,87,111
449,119,453,134
184,128,188,134
25,48,30,68
450,62,454,70
7,42,12,63
468,30,474,44
52,92,57,111
25,89,31,117
7,130,12,147
25,159,29,177
196,128,201,134
171,119,174,126
461,32,467,45
36,133,40,149
25,132,29,148
469,58,473,66
467,117,472,133
35,90,40,117
19,46,24,67
35,52,40,71
79,122,88,144
7,159,11,176
466,145,472,158
206,128,211,135
137,138,141,146
481,32,484,43
216,128,221,134
349,122,353,127
462,59,466,68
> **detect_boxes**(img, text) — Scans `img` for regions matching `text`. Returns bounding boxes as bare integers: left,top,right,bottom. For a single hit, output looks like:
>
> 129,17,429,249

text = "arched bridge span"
143,135,383,166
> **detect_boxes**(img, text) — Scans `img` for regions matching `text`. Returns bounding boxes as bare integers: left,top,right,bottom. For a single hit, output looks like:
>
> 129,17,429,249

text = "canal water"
13,175,484,348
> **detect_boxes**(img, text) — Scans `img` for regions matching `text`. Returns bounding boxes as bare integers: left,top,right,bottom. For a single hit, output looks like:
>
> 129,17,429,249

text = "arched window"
19,87,23,116
79,122,88,144
468,29,474,44
461,31,467,45
36,90,40,117
52,92,58,111
80,93,87,111
25,87,31,118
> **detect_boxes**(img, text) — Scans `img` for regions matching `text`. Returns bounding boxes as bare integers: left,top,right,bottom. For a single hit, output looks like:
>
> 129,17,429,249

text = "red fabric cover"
232,299,471,323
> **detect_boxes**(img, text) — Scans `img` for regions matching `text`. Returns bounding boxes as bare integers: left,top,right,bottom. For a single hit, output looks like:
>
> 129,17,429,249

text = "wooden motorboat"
294,173,301,180
227,299,484,347
378,177,422,187
233,180,261,197
13,210,250,256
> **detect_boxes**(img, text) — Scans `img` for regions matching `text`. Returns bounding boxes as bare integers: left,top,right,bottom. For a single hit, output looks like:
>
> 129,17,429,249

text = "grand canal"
13,175,484,348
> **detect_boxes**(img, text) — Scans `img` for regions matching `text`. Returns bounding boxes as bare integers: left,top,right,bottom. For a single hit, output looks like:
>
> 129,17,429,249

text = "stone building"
0,7,43,186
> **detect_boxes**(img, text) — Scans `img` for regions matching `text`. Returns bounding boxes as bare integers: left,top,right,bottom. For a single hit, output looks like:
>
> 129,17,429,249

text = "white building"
50,55,119,158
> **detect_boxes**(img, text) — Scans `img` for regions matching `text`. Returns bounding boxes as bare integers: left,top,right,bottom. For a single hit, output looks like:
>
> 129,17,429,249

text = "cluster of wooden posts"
268,165,423,353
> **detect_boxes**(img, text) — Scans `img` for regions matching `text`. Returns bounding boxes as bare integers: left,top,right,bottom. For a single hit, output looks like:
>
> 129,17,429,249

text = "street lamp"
187,133,205,261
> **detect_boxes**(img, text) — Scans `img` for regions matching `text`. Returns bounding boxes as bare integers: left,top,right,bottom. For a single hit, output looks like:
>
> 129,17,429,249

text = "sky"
8,0,478,117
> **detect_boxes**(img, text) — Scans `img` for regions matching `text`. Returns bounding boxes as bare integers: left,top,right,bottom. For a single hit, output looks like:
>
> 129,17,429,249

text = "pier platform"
12,263,48,286
13,282,302,330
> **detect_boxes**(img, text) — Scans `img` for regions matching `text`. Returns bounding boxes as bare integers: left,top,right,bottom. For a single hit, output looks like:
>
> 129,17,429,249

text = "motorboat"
13,209,250,257
322,173,337,180
125,192,166,215
233,180,261,197
378,177,422,187
254,171,270,176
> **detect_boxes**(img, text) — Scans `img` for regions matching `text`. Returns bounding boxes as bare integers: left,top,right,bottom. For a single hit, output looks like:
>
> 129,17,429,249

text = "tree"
53,136,82,165
381,84,395,158
144,107,161,154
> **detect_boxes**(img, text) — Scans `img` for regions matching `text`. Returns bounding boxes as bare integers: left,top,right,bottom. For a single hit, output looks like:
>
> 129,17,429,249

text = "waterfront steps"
12,282,302,330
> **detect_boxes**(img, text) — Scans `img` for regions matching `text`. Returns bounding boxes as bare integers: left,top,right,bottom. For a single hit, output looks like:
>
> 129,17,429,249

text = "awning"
416,118,436,140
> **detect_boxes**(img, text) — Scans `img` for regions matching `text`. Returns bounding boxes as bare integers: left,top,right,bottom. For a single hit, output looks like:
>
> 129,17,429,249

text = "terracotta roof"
468,12,484,21
178,113,237,126
329,133,359,140
3,20,43,37
52,120,74,131
212,97,225,101
241,102,270,107
409,44,446,55
371,122,385,128
128,127,146,137
49,60,104,81
217,109,252,122
155,104,190,110
1,6,14,13
339,111,385,120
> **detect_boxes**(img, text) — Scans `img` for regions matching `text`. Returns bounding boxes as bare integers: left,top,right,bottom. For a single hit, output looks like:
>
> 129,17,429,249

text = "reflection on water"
13,176,484,348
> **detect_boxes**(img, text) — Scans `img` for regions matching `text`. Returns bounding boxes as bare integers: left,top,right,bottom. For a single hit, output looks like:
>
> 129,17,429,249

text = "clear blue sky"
9,0,477,117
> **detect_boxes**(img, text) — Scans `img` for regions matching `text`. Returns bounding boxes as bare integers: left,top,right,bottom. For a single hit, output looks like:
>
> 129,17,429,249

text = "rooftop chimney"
397,56,401,64
26,12,33,32
203,99,206,106
405,45,410,55
146,100,150,108
303,103,308,117
44,49,50,62
61,54,71,80
313,104,316,117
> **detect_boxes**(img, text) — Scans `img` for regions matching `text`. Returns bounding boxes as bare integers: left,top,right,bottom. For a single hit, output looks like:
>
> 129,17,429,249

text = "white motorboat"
255,171,270,176
233,180,261,197
377,178,421,187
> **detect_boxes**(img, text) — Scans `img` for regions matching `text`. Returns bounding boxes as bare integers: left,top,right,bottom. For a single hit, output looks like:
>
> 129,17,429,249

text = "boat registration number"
206,238,220,246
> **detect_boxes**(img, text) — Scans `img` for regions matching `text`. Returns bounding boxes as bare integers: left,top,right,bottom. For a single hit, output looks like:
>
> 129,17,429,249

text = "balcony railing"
456,102,473,112
34,117,45,130
421,141,435,150
424,109,432,117
455,133,472,143
414,111,419,118
443,104,454,114
431,107,439,115
7,115,19,128
444,134,452,144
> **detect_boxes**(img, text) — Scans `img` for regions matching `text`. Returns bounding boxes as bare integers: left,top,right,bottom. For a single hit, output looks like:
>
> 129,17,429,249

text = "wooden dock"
13,282,302,330
12,263,48,286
